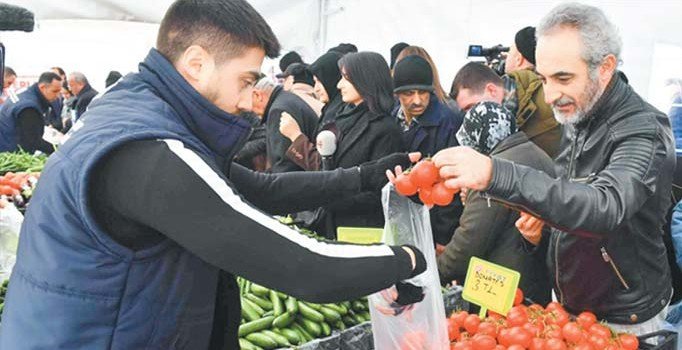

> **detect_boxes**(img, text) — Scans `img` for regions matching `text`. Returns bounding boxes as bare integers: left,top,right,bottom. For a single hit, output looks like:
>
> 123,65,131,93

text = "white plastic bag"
368,185,449,350
0,201,23,280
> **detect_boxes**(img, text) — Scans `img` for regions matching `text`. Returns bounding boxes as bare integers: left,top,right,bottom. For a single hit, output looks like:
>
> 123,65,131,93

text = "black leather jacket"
486,72,675,324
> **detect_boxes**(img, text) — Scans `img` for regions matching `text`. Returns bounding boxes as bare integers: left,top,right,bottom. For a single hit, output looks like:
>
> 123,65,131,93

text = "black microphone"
0,3,35,32
316,130,337,171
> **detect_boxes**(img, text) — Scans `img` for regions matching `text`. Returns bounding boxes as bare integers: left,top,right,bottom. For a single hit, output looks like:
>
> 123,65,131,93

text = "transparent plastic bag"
367,185,449,350
0,202,23,280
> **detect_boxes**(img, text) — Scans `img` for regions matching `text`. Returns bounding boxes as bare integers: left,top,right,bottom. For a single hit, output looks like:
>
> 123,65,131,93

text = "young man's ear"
176,45,215,84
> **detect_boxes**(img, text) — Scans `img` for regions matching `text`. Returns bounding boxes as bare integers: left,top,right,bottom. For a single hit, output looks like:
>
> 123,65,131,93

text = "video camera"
467,44,509,76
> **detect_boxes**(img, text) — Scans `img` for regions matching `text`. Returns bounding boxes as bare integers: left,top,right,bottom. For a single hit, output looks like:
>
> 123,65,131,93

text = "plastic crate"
638,330,678,350
277,322,372,350
443,286,469,316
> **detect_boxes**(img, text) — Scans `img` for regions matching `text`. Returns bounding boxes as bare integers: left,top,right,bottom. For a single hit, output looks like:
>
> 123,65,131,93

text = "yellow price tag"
336,227,384,244
462,257,521,318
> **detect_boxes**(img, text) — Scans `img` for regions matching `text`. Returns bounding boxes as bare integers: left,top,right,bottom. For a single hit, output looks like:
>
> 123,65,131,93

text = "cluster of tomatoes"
447,289,640,350
394,159,457,206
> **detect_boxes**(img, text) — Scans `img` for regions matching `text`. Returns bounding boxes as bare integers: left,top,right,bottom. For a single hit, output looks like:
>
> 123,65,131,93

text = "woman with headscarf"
435,101,554,305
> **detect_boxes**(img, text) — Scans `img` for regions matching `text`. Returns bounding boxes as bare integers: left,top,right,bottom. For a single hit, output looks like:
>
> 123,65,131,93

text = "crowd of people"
0,0,681,348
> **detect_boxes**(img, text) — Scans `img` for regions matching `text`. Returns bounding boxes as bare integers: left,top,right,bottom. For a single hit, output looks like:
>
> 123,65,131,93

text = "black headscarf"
309,51,343,101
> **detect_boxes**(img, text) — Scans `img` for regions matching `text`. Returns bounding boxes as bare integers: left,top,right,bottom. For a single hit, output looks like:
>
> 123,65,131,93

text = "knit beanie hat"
515,26,537,65
309,51,343,99
279,51,303,72
392,55,434,93
456,102,516,155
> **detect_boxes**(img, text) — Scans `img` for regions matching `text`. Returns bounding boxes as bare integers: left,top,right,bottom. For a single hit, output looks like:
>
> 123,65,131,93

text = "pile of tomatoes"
447,290,640,350
394,159,457,206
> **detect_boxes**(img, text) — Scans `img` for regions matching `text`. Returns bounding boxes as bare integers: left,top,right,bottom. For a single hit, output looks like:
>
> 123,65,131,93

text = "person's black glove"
395,282,425,306
359,153,412,192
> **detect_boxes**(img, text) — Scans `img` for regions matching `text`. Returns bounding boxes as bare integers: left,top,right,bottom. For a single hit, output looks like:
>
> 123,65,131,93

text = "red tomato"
410,160,439,188
588,324,612,339
453,340,474,350
545,302,565,313
394,173,418,196
497,328,512,347
588,334,609,349
452,310,469,327
472,334,497,350
487,310,504,321
544,325,563,340
544,338,567,350
576,312,597,329
477,322,498,337
618,333,639,350
507,327,532,348
529,337,546,350
561,322,585,344
528,304,545,313
523,323,542,338
548,310,569,327
494,346,506,350
464,314,482,334
449,318,461,342
572,342,594,350
506,306,529,327
418,187,434,206
432,181,456,206
514,289,524,306
507,345,525,350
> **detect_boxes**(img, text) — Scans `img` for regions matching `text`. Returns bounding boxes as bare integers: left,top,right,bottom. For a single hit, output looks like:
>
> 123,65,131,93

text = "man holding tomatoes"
434,3,674,335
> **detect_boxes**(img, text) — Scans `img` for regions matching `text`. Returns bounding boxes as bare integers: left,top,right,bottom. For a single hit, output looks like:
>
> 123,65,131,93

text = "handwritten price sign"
462,257,520,317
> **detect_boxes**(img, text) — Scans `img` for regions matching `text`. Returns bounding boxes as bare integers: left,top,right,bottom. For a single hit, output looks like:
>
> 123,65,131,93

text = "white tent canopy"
1,0,681,110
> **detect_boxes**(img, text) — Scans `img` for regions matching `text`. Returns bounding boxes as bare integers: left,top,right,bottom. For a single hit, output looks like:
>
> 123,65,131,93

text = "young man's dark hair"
338,52,394,116
450,62,503,100
156,0,281,64
279,51,303,72
38,71,62,85
328,43,358,55
4,66,16,77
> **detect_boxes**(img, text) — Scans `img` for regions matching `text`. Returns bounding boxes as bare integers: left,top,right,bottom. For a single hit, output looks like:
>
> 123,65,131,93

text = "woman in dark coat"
282,52,405,238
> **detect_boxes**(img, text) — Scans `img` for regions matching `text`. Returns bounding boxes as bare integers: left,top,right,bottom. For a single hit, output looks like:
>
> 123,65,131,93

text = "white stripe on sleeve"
162,139,394,259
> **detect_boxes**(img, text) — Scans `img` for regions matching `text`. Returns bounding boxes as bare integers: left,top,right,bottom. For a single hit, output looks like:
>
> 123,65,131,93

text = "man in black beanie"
277,63,323,116
505,26,536,74
392,55,464,246
327,43,357,55
279,51,303,73
390,42,409,70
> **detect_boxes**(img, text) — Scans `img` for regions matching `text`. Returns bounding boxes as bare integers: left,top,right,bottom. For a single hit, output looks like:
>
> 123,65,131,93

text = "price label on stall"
462,257,520,318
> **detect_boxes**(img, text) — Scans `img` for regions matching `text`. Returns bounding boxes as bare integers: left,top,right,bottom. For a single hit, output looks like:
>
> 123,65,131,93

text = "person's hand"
460,187,470,205
279,112,302,141
375,283,424,318
515,211,544,246
433,146,493,193
435,244,446,257
360,152,421,192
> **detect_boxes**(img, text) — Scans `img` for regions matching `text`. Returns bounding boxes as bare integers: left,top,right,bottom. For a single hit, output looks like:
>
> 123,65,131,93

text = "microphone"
0,4,35,32
316,130,337,171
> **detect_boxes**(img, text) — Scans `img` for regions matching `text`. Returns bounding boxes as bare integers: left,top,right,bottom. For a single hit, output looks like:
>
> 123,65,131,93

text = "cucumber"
342,315,356,326
292,322,314,342
262,330,290,347
270,290,284,317
298,301,325,323
238,316,275,337
276,291,288,300
333,320,346,331
321,321,331,337
246,293,274,310
302,301,322,311
242,297,265,315
239,337,258,350
297,316,322,338
241,298,261,322
245,332,278,349
323,303,348,315
360,311,371,322
290,326,308,344
352,300,367,312
250,283,270,297
262,310,274,318
272,311,294,329
319,306,342,323
285,296,299,314
277,328,301,345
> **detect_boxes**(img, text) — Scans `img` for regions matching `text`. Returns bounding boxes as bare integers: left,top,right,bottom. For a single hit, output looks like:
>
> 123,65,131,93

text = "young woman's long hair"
338,52,395,116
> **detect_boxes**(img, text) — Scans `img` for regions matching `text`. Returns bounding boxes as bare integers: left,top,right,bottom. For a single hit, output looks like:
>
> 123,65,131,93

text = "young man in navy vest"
0,71,62,154
0,1,426,349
